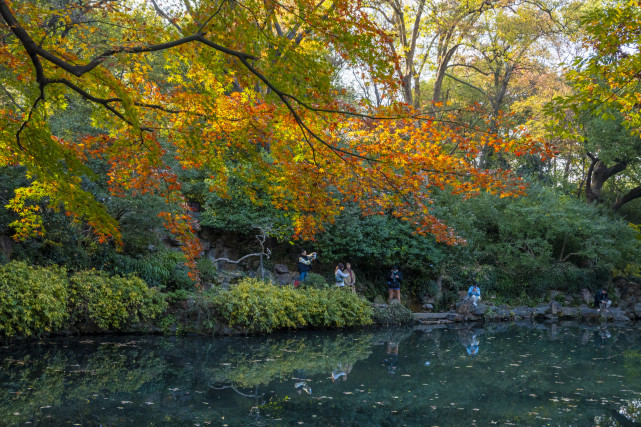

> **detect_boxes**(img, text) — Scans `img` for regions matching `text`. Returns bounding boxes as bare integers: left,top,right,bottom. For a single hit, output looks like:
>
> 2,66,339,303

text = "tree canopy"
0,0,551,276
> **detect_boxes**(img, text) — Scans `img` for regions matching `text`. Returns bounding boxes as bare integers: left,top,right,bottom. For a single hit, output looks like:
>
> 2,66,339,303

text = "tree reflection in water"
1,324,641,425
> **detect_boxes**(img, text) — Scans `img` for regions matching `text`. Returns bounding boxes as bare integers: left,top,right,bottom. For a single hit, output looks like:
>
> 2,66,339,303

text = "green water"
1,322,641,426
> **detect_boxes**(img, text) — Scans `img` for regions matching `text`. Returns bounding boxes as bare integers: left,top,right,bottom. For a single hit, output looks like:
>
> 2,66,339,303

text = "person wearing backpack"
388,266,402,303
335,263,350,288
297,250,316,282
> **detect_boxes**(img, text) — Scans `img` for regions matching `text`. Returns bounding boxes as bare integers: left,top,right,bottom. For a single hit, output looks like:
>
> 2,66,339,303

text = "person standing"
297,250,316,282
388,266,402,303
335,263,350,288
343,263,356,294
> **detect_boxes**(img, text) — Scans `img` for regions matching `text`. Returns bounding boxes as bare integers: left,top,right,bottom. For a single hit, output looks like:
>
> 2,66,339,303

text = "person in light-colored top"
335,263,350,288
466,283,481,306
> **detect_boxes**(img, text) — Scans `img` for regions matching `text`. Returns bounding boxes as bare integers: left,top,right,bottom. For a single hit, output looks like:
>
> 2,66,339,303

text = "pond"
2,322,641,426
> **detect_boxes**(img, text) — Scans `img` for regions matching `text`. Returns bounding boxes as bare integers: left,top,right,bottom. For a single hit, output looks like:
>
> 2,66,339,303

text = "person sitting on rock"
466,283,481,307
594,288,611,312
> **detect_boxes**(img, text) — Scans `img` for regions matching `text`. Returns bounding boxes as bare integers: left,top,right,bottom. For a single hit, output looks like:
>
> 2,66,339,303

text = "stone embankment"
414,300,641,325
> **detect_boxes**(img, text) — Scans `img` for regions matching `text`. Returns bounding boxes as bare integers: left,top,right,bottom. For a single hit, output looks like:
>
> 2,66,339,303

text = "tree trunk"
585,156,627,204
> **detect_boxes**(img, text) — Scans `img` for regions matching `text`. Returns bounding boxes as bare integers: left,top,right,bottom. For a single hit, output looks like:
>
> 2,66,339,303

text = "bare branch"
444,72,488,98
150,0,183,33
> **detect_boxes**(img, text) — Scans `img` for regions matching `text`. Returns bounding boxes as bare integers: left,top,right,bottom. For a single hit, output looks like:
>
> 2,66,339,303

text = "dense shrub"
371,302,414,325
298,272,330,289
212,278,373,333
69,270,167,329
0,261,69,337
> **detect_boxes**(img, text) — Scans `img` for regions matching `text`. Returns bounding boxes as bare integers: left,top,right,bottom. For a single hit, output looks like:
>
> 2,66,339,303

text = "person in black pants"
594,288,611,312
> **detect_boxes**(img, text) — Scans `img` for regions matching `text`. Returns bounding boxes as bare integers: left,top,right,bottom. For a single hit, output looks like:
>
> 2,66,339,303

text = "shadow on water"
2,322,641,425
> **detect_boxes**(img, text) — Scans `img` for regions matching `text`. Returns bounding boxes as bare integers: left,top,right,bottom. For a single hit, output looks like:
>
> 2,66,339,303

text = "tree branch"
150,0,183,33
613,185,641,211
444,72,488,98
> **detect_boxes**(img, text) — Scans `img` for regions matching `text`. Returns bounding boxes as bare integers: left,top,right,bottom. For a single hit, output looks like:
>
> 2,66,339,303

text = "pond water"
2,322,641,426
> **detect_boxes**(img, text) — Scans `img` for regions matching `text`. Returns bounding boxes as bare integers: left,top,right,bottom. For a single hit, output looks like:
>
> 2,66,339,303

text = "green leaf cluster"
212,278,373,334
69,270,167,330
0,261,69,337
0,261,166,337
371,302,414,326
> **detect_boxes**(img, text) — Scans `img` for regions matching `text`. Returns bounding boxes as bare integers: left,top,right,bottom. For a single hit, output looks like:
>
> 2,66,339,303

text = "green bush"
299,272,330,289
371,302,414,325
70,270,167,329
212,278,373,334
0,261,69,337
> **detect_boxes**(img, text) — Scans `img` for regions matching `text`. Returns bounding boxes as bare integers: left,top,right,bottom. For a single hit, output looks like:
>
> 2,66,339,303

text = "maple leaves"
0,0,549,283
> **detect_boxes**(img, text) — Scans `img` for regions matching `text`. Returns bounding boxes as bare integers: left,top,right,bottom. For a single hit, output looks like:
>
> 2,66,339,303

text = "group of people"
334,262,356,293
299,250,613,311
298,249,399,300
297,250,357,293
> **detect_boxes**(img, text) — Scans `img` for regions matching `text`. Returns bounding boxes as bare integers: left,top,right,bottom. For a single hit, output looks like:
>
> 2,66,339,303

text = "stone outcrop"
414,299,634,325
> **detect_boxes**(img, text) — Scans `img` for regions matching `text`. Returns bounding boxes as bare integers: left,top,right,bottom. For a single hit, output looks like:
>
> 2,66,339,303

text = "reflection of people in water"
294,380,312,394
595,326,612,348
459,330,480,357
384,342,399,374
331,363,353,382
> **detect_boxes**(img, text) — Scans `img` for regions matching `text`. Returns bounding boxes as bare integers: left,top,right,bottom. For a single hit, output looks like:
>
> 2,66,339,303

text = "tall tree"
547,0,641,211
0,0,548,277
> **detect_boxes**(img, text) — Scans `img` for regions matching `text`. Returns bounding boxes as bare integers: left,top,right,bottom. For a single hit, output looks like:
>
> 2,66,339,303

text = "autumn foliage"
0,0,550,280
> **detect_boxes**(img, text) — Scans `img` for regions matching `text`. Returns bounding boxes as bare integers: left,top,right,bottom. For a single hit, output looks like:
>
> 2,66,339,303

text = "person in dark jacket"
388,266,402,303
594,288,611,311
297,250,316,281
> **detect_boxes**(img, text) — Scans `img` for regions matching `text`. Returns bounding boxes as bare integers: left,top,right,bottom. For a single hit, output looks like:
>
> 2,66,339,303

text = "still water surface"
2,322,641,426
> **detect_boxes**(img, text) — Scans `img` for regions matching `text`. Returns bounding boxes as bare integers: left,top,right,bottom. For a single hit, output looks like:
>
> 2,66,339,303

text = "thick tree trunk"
585,156,627,204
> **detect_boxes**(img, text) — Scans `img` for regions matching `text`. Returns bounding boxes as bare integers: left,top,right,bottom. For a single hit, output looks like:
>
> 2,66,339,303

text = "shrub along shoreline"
0,262,387,339
2,261,633,341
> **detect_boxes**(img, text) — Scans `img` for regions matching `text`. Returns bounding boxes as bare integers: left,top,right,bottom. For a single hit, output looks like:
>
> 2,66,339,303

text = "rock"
446,312,463,322
473,304,488,315
560,307,579,319
421,296,435,304
274,272,296,286
579,307,601,319
580,288,593,306
635,302,641,319
607,308,631,322
423,303,434,311
414,313,449,320
463,313,479,322
274,264,289,274
548,301,562,315
457,301,474,314
163,234,183,247
533,304,548,316
485,308,511,321
512,306,533,317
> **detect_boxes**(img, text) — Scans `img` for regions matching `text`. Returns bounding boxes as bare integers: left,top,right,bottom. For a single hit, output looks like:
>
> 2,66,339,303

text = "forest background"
0,0,640,331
